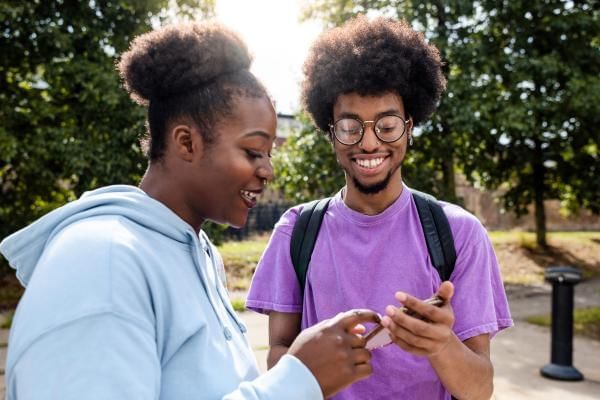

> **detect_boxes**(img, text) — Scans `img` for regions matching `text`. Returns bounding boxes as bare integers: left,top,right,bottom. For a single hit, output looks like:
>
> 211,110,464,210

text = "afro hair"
301,16,446,133
118,21,268,160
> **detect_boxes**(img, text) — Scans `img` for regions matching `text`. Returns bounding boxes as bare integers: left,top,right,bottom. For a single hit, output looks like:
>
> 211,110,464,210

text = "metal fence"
224,202,293,240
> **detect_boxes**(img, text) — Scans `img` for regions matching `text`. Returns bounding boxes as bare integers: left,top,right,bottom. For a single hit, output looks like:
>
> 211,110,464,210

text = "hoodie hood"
0,185,197,287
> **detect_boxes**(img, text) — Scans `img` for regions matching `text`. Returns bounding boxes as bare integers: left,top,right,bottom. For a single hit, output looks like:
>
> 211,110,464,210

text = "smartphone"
363,295,445,350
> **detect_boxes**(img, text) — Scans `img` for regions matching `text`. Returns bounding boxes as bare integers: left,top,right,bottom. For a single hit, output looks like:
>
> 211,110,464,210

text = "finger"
436,281,454,302
347,331,368,348
351,348,372,365
381,311,441,340
335,309,381,330
349,323,367,335
351,362,373,381
394,293,445,323
382,316,440,348
389,334,432,356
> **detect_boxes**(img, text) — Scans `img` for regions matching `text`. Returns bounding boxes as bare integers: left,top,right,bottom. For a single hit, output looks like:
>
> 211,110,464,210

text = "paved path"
240,278,600,399
1,278,598,398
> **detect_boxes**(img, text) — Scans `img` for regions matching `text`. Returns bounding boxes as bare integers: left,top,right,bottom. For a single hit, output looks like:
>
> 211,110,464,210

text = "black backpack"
290,189,457,291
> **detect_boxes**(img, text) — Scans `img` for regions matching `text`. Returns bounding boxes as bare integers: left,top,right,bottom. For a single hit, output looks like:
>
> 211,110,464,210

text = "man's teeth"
240,190,258,201
356,158,384,169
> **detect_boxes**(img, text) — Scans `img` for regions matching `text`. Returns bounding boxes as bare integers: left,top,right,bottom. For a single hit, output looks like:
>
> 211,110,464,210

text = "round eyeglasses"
329,114,410,146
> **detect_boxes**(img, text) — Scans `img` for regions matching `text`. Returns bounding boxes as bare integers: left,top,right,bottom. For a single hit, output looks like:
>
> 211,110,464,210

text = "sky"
214,0,323,115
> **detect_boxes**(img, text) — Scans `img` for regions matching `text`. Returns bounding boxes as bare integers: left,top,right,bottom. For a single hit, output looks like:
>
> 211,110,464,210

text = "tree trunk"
533,139,547,247
441,132,457,202
434,3,457,203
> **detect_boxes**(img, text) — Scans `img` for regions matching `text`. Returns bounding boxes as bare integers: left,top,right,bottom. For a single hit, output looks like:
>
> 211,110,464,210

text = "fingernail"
395,292,407,302
381,316,390,327
385,305,395,316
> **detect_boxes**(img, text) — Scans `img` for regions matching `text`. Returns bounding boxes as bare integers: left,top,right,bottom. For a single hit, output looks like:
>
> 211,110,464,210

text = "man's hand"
381,281,456,358
288,309,380,398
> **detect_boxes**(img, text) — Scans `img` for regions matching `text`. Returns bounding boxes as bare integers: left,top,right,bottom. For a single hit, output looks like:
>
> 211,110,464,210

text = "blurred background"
0,0,598,396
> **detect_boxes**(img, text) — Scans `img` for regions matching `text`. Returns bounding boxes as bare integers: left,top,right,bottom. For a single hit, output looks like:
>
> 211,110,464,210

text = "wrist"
427,331,457,362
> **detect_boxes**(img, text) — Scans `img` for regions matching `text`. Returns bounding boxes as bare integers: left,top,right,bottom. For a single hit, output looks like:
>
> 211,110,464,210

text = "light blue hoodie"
0,185,322,400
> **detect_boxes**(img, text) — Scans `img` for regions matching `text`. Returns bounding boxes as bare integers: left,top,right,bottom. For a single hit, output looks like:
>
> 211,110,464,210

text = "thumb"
436,281,454,302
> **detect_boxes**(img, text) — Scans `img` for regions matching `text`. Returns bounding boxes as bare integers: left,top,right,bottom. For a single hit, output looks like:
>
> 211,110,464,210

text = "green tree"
456,0,599,246
0,1,214,268
296,0,599,247
272,113,344,203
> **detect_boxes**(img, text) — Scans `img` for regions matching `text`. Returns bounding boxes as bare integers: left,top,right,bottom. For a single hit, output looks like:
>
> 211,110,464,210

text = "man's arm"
381,281,493,400
267,311,301,369
429,333,492,399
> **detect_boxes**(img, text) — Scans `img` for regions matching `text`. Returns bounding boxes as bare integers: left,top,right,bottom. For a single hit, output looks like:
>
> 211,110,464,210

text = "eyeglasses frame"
328,114,411,146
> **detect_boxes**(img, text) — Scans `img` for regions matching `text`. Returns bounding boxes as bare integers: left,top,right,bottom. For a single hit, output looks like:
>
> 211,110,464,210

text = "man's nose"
358,123,380,151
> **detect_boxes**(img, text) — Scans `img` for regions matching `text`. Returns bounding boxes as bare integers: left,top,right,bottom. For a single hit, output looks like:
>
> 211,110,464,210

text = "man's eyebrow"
335,109,401,120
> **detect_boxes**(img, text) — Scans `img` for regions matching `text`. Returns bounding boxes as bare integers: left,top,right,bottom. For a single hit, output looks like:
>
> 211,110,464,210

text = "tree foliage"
285,0,599,246
0,1,215,265
455,0,599,245
272,113,344,203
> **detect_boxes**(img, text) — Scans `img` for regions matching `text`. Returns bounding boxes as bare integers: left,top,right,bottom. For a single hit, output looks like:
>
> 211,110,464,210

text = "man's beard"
349,162,402,195
352,172,393,194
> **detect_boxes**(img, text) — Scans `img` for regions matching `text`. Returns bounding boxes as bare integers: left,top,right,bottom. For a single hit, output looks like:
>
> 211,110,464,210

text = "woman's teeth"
356,158,384,169
240,190,258,201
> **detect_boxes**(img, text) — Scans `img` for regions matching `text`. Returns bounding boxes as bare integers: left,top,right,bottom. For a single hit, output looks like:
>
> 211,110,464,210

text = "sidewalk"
239,277,600,399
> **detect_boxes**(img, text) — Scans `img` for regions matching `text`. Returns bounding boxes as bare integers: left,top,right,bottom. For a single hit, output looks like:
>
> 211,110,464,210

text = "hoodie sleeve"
8,316,323,400
224,355,323,399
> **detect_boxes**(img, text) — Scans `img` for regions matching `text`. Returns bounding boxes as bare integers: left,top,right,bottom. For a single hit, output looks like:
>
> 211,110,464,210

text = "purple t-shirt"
247,186,513,400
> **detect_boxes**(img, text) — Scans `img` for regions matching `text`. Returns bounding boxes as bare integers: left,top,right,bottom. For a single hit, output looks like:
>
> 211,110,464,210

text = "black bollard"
540,266,584,381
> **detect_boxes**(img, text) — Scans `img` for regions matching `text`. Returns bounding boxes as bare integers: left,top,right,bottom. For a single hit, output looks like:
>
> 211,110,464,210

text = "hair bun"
118,21,252,105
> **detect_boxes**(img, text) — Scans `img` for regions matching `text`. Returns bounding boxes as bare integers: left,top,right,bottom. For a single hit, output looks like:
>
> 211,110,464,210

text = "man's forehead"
333,92,405,115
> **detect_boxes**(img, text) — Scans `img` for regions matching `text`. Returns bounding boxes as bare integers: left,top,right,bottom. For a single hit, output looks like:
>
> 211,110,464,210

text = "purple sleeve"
444,205,514,341
246,207,304,314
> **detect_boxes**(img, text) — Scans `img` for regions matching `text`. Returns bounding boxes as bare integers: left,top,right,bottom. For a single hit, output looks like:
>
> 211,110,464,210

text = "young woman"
0,21,378,399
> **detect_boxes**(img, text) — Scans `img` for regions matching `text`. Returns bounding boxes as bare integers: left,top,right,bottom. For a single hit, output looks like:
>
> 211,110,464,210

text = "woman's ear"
171,124,203,162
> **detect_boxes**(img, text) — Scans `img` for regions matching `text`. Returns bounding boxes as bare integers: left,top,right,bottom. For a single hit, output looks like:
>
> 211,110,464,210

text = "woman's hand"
288,309,380,398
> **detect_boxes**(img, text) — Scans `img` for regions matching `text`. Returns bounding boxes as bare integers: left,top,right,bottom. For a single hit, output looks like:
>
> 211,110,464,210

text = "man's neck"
342,176,404,216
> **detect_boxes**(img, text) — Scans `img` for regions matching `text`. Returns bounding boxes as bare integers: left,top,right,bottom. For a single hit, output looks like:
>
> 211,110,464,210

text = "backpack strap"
290,190,457,292
290,198,331,291
411,189,456,281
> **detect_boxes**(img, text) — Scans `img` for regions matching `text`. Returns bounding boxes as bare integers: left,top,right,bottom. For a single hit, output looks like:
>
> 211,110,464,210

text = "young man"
247,16,512,400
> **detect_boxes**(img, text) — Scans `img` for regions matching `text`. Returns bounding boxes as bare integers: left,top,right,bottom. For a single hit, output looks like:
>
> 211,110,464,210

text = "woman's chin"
226,214,249,230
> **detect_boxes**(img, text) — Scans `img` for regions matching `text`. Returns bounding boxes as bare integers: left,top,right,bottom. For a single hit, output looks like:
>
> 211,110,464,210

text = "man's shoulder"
274,200,326,233
438,201,482,225
433,201,493,255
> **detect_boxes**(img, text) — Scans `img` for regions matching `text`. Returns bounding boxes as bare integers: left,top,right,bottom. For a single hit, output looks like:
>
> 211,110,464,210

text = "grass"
488,231,600,244
217,231,600,289
0,310,13,330
218,234,270,292
527,307,600,340
0,231,598,329
230,297,246,312
490,231,600,285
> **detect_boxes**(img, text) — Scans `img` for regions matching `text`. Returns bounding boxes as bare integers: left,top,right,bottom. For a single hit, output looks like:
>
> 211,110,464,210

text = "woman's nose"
257,160,274,182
